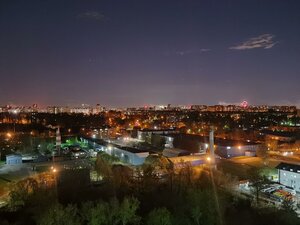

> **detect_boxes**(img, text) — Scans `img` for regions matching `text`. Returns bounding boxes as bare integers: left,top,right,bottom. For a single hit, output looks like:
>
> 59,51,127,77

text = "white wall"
279,169,300,192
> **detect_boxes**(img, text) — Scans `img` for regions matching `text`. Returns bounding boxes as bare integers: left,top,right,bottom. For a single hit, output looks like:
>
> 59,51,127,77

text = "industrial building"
162,133,260,158
137,128,179,141
84,138,149,165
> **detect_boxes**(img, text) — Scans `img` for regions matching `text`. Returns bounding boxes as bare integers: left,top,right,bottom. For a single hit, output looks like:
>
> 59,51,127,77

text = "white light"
92,134,96,139
205,144,209,149
227,146,231,150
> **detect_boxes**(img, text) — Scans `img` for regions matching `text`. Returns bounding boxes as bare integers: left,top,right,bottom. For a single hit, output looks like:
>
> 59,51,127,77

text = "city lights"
0,1,299,224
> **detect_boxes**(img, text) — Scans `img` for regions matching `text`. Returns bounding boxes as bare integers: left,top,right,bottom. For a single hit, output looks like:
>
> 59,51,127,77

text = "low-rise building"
6,154,22,165
276,162,300,193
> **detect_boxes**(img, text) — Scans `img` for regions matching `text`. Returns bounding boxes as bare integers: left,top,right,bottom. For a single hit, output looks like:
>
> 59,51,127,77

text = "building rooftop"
163,133,258,146
262,130,299,138
276,162,300,173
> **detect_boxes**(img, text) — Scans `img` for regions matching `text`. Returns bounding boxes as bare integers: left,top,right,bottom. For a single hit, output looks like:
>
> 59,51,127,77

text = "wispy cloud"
229,34,277,50
78,11,105,21
175,48,211,56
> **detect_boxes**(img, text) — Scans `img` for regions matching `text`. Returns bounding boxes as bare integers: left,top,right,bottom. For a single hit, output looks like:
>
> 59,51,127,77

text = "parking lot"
238,181,300,210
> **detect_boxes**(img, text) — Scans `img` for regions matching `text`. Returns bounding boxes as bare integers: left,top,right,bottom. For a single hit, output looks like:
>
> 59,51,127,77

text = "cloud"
78,11,105,21
229,34,277,50
175,48,211,56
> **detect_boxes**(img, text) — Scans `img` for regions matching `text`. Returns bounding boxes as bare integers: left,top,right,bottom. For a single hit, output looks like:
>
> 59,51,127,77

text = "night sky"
0,0,300,107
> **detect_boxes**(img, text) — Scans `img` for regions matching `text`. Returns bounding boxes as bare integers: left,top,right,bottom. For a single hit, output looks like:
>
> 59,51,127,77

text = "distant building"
276,162,300,192
262,130,298,142
70,105,92,114
47,106,70,114
6,154,22,165
92,104,102,114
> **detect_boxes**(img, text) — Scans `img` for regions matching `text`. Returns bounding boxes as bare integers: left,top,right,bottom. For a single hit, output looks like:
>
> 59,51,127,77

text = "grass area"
0,161,5,167
218,157,279,180
218,160,252,179
0,173,25,182
0,182,9,197
229,156,281,169
35,165,50,173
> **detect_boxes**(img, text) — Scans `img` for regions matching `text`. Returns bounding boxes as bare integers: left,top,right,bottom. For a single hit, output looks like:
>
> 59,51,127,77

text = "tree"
144,154,171,175
151,134,166,150
112,165,134,191
81,201,111,225
265,137,278,151
118,197,141,225
37,203,80,225
95,152,113,180
146,208,172,225
187,190,218,225
248,167,269,205
175,162,195,192
8,177,38,210
82,197,140,225
256,144,269,165
281,197,296,213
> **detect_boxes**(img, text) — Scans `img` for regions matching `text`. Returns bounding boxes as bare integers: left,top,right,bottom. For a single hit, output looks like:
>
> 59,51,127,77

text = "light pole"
12,109,18,133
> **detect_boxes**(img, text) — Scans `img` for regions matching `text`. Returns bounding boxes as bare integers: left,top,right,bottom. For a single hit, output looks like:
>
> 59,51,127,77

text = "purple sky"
0,0,300,107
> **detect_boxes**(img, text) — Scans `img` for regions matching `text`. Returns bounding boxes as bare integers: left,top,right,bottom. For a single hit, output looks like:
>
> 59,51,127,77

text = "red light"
241,101,248,108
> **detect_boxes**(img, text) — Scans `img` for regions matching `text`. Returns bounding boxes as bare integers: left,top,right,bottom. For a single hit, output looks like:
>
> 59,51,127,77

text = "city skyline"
1,0,300,107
